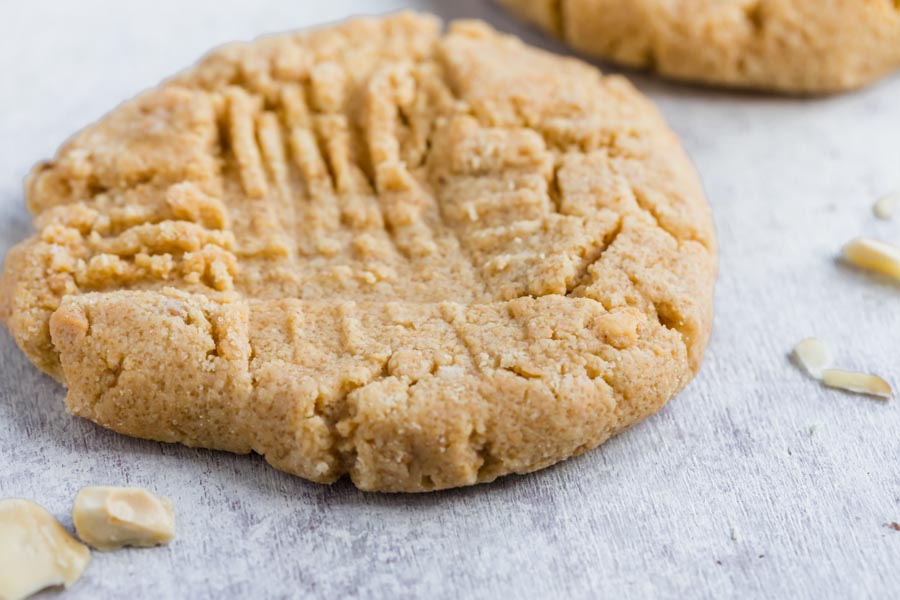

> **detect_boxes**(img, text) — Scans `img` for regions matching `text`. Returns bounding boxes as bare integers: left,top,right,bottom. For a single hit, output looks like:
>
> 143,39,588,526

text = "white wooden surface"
2,1,899,598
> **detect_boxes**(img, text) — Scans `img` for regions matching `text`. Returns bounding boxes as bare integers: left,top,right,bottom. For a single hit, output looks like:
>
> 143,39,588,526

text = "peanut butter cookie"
0,13,716,491
499,0,900,93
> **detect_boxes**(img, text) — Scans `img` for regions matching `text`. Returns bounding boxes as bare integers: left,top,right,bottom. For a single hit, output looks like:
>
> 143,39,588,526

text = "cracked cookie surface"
0,13,716,492
499,0,900,94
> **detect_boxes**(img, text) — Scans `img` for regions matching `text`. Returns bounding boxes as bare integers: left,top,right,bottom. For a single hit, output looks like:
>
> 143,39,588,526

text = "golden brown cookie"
499,0,900,94
0,13,716,492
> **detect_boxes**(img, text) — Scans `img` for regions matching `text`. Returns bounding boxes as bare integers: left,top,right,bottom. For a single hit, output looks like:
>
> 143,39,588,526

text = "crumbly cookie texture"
499,0,900,94
0,13,716,492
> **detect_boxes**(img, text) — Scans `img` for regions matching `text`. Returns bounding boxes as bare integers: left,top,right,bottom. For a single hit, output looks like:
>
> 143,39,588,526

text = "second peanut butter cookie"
500,0,900,93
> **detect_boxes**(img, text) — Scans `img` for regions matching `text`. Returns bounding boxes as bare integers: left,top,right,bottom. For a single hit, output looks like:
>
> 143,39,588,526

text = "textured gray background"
2,1,899,598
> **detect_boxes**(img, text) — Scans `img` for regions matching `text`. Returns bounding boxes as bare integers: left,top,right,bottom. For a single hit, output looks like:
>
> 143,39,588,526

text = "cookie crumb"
822,369,893,400
884,522,900,531
873,192,899,220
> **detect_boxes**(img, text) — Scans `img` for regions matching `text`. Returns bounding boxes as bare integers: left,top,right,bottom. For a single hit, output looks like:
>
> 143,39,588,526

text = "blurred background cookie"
498,0,900,93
